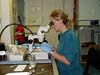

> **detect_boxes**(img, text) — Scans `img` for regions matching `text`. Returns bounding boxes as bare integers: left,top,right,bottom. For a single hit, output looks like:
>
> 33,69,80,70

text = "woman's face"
50,17,62,32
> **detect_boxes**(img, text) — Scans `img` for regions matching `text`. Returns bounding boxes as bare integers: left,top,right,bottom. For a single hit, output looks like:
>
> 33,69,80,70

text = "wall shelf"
77,20,100,64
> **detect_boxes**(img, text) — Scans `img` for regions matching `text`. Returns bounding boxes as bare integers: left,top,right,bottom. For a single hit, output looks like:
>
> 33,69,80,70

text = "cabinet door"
78,0,100,25
24,0,63,25
24,0,42,25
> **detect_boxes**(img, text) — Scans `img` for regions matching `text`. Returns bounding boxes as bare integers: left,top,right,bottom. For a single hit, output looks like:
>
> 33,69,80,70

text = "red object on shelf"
16,24,24,32
14,24,25,44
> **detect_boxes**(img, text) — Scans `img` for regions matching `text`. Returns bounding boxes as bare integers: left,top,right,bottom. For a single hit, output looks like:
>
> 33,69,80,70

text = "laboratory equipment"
28,25,50,43
0,23,33,45
27,25,50,52
14,24,25,45
0,42,6,61
6,45,26,61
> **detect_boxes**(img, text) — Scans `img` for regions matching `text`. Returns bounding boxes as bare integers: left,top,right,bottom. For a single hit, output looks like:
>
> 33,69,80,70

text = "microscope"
26,25,50,60
26,25,50,52
28,25,50,43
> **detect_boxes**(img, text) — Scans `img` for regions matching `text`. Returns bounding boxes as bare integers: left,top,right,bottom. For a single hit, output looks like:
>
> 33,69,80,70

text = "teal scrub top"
56,29,83,75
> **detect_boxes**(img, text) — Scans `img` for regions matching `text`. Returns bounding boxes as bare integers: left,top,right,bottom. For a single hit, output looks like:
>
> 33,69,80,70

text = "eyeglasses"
49,21,54,26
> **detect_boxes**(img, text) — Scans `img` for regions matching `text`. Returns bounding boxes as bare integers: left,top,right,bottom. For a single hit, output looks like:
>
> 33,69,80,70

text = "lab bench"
0,64,53,75
0,57,59,75
0,44,59,75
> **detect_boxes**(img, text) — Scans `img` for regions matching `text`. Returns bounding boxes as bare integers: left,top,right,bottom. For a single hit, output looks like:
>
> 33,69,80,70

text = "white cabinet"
78,0,100,21
24,0,63,25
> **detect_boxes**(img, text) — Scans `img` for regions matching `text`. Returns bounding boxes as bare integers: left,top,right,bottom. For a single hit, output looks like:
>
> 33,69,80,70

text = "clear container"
28,54,36,75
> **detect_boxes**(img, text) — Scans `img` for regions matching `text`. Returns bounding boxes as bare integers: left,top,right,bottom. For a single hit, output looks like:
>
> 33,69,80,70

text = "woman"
41,9,83,75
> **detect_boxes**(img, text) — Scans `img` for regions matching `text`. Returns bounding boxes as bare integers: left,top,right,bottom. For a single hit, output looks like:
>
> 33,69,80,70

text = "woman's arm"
52,51,71,65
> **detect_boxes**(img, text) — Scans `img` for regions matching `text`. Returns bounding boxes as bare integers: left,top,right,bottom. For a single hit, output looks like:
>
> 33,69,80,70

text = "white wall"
64,0,73,20
0,0,2,32
0,0,1,18
0,0,12,45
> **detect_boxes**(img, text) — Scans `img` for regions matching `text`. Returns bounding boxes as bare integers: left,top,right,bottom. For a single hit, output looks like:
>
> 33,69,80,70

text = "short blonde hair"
50,9,73,29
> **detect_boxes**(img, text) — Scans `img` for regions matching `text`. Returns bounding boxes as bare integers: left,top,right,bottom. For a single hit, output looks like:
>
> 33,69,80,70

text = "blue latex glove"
40,42,53,54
